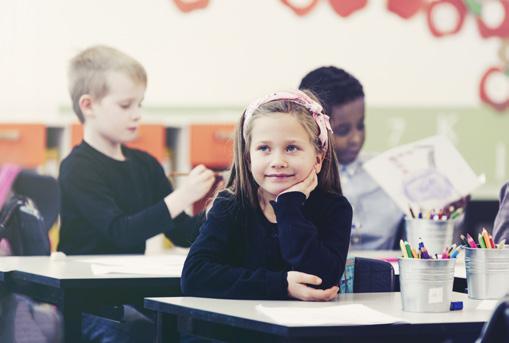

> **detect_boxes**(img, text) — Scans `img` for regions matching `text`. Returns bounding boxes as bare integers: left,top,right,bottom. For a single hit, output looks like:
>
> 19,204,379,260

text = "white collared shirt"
340,155,404,250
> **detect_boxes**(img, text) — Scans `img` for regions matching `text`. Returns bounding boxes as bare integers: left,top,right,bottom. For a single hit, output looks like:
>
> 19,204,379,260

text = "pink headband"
243,90,332,152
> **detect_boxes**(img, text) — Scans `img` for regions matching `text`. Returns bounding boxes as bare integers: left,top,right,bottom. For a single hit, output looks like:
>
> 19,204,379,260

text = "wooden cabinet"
189,124,235,169
70,124,167,162
0,124,46,168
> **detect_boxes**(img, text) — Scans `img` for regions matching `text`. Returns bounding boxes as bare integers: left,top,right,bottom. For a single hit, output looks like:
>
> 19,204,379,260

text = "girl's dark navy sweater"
181,189,352,299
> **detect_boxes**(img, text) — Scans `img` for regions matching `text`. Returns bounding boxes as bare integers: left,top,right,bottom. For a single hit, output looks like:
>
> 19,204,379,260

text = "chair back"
477,298,509,343
12,170,60,233
0,168,58,256
353,257,395,293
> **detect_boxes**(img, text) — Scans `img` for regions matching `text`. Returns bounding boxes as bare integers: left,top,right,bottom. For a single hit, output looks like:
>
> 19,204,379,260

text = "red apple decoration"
426,0,467,37
387,0,424,19
479,66,509,112
281,0,319,16
475,0,509,38
329,0,368,18
173,0,209,13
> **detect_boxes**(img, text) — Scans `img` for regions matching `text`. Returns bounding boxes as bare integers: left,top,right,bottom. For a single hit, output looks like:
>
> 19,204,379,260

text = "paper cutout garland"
328,0,368,17
281,0,319,16
480,39,509,112
171,0,509,112
479,66,509,112
387,0,424,19
426,0,467,38
173,0,209,13
474,1,509,38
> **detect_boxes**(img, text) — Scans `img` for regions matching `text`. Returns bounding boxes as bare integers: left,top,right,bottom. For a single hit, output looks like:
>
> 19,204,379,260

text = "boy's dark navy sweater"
58,141,202,255
181,189,352,299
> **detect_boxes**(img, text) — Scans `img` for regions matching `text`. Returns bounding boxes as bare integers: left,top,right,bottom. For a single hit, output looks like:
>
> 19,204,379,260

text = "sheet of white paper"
364,135,482,213
476,300,499,311
78,255,185,276
255,304,407,326
79,255,186,267
90,264,182,276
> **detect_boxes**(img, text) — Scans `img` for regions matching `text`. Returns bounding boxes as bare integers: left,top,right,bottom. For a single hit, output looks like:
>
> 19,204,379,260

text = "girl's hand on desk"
287,271,338,301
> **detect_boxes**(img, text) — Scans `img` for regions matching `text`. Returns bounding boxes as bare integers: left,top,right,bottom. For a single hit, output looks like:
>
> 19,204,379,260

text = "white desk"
0,253,185,343
145,292,494,343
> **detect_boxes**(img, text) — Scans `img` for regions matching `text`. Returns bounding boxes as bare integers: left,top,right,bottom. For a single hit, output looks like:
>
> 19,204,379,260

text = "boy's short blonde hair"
68,45,147,123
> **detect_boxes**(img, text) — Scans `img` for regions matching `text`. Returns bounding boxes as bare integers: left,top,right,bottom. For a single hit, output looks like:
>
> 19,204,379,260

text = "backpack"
0,194,50,256
0,164,50,256
0,165,61,342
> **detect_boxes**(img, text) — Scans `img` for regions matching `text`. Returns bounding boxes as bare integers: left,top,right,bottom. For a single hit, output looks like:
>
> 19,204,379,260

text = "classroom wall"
0,0,502,112
1,0,508,196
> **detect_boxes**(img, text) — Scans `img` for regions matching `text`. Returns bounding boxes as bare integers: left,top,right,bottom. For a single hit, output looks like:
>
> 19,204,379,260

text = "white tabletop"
0,252,186,280
146,292,494,327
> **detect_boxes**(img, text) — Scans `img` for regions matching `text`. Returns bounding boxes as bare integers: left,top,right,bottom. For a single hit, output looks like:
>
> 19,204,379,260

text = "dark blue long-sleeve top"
58,141,203,255
181,188,352,300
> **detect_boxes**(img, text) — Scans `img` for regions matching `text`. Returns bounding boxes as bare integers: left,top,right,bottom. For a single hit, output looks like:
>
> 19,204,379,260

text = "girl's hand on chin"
277,170,317,200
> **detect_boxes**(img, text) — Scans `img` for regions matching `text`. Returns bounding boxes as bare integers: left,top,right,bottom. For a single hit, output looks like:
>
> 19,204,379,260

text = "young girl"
181,90,352,301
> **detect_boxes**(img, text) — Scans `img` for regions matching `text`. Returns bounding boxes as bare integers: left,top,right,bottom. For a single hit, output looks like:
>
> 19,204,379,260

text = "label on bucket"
428,287,443,304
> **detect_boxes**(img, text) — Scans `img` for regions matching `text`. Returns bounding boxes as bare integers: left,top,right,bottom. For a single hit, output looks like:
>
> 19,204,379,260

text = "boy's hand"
180,165,217,204
278,170,318,199
287,271,338,301
165,165,217,218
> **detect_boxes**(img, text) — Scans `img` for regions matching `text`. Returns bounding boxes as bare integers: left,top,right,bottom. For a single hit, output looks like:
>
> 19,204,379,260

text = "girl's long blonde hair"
224,90,342,209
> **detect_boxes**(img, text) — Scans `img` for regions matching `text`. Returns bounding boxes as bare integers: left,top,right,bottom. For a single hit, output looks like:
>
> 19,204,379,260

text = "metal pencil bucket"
404,218,454,256
465,247,509,299
399,258,455,312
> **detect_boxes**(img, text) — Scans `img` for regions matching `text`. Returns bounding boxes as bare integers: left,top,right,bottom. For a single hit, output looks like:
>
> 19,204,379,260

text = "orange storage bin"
0,124,46,168
190,124,235,169
70,124,167,162
70,124,83,147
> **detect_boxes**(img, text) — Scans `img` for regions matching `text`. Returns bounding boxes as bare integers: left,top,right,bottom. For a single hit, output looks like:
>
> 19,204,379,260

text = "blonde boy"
59,45,216,255
59,45,216,343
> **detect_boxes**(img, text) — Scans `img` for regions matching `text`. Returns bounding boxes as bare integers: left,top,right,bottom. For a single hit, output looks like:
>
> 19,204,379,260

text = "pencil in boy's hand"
170,171,225,178
169,171,189,177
